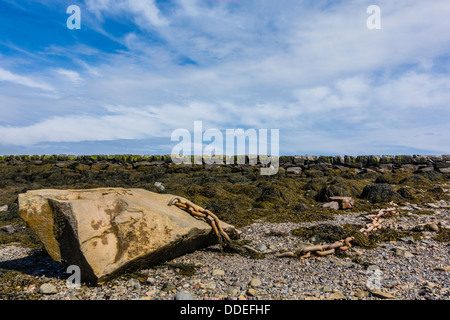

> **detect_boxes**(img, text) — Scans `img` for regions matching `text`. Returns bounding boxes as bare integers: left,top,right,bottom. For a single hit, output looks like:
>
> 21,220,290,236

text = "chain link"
168,197,231,243
169,197,398,259
276,208,397,259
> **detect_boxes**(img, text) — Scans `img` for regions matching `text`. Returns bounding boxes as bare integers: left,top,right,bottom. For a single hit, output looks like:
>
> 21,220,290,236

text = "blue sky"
0,0,449,156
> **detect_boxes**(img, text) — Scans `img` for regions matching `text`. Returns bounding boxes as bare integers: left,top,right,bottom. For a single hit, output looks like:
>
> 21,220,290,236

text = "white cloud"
55,69,83,85
0,68,54,91
1,0,450,154
86,0,168,28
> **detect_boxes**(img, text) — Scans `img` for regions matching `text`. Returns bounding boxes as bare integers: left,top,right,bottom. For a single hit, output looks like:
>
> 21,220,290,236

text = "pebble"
1,201,449,301
249,278,262,287
226,288,239,297
0,205,8,212
246,288,257,296
127,278,141,291
39,283,57,295
212,269,225,276
328,291,345,300
204,281,217,290
369,289,396,299
174,292,194,300
162,282,176,292
428,223,440,232
0,225,15,233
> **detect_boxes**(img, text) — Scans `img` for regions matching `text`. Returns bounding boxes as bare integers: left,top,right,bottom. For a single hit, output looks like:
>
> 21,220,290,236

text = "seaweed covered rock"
18,188,238,284
361,184,402,203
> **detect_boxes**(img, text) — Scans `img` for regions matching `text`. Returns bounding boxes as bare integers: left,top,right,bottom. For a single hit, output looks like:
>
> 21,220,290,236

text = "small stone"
146,277,156,285
428,223,440,232
370,289,395,299
329,196,355,209
162,282,176,292
393,247,414,258
256,244,268,252
174,292,194,300
322,285,332,292
328,291,346,300
433,266,450,272
39,283,57,295
355,290,368,298
249,278,262,287
212,269,225,276
246,288,257,296
127,278,141,290
322,201,340,210
146,288,157,296
286,167,302,175
204,281,216,290
154,182,165,191
238,294,246,300
0,225,15,233
399,236,415,244
366,265,381,273
0,205,8,212
226,288,239,297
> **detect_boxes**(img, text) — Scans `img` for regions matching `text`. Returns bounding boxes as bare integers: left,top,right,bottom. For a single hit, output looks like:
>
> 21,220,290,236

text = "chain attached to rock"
276,208,397,259
168,197,263,258
168,197,231,244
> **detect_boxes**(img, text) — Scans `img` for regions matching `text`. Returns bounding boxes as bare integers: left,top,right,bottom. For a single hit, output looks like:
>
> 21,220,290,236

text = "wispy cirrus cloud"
0,67,54,91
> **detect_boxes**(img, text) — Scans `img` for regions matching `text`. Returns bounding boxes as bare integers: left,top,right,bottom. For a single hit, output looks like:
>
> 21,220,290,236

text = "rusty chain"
168,197,232,244
276,208,397,259
169,196,398,259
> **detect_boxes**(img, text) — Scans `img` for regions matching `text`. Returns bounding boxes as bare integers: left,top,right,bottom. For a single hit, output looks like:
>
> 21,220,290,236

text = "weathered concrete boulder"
18,188,238,284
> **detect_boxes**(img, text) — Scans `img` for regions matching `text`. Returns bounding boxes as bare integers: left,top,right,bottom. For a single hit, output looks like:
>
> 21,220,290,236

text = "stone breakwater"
1,154,449,174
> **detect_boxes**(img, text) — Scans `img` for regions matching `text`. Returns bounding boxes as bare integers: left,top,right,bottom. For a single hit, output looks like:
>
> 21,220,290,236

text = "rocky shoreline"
1,155,449,300
1,200,449,301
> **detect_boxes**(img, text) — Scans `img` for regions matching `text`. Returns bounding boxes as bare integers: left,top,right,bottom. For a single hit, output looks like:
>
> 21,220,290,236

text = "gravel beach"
1,202,449,301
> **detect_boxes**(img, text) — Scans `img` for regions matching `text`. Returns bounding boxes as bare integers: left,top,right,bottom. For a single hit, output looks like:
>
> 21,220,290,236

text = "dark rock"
316,185,351,202
361,184,402,203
